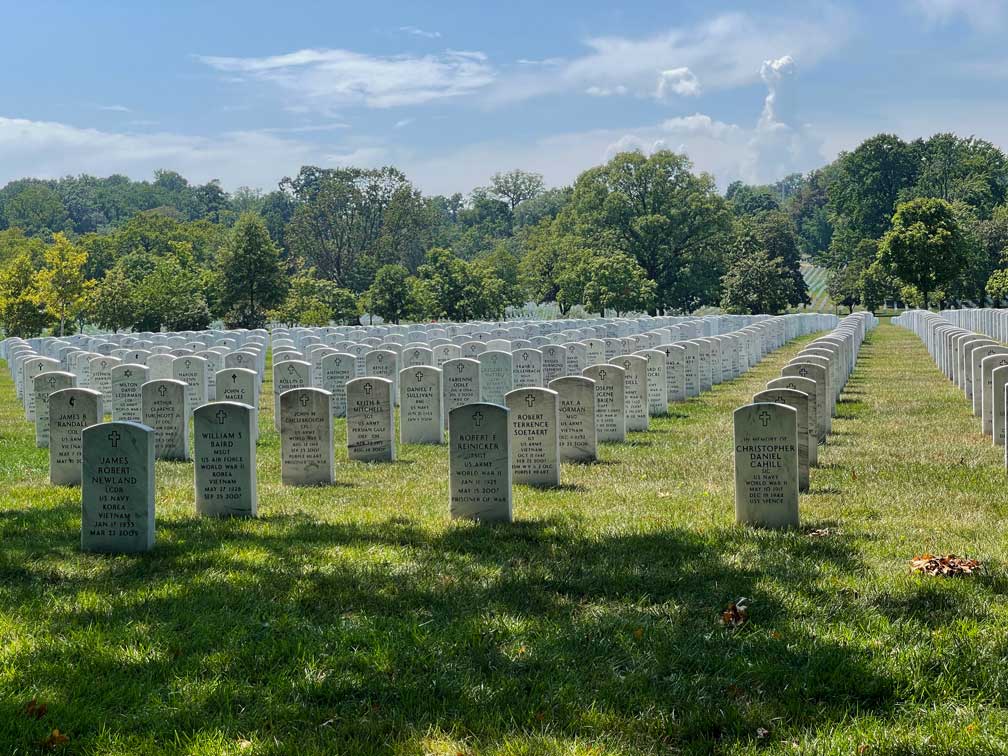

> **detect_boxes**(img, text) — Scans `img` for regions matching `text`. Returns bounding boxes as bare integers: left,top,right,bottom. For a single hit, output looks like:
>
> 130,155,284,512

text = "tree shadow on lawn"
0,498,991,751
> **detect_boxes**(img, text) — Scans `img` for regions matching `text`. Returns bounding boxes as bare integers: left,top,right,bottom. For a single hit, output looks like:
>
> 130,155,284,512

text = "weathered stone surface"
449,403,512,523
399,366,443,445
582,364,625,442
194,401,257,517
279,388,335,486
733,403,799,529
81,421,155,553
346,377,396,461
49,388,102,486
505,387,560,486
548,376,597,463
141,379,190,461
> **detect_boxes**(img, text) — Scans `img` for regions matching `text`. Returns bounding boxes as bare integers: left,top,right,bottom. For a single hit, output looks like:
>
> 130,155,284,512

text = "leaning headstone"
81,421,155,553
34,371,76,448
753,388,810,492
48,388,102,486
448,403,512,523
582,364,626,442
548,376,597,462
279,388,335,486
399,366,444,445
193,401,257,517
111,364,148,423
141,379,190,461
505,387,560,486
346,377,396,462
733,403,800,528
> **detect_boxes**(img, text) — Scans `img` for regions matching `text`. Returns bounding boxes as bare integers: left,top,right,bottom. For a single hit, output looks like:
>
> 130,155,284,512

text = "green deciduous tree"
34,233,92,335
0,252,51,337
878,197,968,309
282,165,408,290
488,169,545,213
720,251,792,315
217,213,288,329
134,255,211,331
580,252,656,316
87,267,139,332
559,150,732,312
364,264,415,324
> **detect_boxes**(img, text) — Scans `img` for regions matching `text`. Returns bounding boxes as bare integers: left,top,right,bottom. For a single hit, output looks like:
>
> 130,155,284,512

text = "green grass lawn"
3,323,1008,755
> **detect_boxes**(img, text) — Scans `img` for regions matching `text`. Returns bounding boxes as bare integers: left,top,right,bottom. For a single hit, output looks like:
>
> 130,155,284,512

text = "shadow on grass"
0,498,914,751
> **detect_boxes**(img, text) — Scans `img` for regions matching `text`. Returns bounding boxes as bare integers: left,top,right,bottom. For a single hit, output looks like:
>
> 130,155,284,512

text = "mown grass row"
2,323,1007,754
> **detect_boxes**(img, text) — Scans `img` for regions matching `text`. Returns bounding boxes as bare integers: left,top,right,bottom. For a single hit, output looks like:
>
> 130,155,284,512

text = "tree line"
8,129,1005,336
738,132,1008,310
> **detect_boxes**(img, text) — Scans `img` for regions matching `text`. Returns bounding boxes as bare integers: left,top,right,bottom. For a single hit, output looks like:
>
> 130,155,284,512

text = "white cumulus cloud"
656,67,701,98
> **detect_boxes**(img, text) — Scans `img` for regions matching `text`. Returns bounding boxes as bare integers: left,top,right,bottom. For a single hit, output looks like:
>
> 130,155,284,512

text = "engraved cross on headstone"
472,411,483,427
108,431,120,447
363,382,373,395
759,410,771,427
525,394,536,407
216,409,227,424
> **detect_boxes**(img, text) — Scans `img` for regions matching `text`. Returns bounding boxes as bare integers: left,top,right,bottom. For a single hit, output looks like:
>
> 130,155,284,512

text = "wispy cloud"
96,104,132,112
399,26,441,39
906,0,1005,30
487,9,850,105
0,115,317,189
196,48,495,109
394,118,414,128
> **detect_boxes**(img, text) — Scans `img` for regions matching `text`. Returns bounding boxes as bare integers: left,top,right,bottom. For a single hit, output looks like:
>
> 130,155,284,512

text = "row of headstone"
894,309,1008,459
78,399,259,553
733,312,877,529
0,313,839,551
263,313,839,431
443,314,841,523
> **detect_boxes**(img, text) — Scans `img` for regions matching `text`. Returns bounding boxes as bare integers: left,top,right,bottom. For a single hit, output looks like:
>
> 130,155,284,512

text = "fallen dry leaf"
807,528,832,538
632,627,644,639
40,729,69,749
756,726,771,739
24,698,47,720
910,554,980,577
720,598,750,628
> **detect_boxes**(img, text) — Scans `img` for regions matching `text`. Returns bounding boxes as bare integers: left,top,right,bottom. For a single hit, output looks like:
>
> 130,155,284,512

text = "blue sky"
0,0,1004,195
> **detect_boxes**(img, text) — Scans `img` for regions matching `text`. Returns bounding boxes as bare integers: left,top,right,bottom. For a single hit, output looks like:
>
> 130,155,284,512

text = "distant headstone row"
0,311,838,552
733,312,878,529
894,308,1008,460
